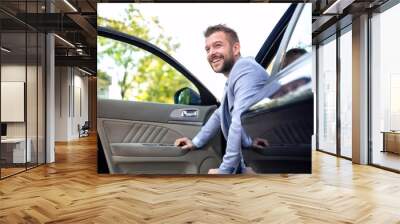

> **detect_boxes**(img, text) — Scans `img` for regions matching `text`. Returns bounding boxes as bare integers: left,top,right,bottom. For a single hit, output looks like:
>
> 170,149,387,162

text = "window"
317,37,337,154
371,3,400,171
97,37,198,104
0,1,46,179
339,28,352,158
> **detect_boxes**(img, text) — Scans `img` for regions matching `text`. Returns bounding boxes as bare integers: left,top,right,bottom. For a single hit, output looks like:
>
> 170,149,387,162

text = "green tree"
97,4,195,103
97,69,112,98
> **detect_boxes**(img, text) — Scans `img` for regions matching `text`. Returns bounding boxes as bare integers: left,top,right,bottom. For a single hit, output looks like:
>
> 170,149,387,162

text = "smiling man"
175,24,269,174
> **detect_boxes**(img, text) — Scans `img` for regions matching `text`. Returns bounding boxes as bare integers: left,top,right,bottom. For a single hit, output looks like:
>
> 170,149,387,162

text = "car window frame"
98,3,303,105
270,4,306,76
255,3,298,69
98,26,218,106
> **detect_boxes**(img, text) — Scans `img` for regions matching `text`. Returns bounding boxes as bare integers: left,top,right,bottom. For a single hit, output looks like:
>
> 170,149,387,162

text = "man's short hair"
204,24,239,44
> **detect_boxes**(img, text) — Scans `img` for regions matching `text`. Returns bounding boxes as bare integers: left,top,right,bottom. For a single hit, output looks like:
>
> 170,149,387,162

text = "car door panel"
241,54,313,173
242,97,313,173
97,99,222,174
236,3,313,173
98,26,221,175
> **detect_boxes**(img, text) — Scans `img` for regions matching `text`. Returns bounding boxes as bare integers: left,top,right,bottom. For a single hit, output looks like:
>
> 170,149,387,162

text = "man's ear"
233,42,240,57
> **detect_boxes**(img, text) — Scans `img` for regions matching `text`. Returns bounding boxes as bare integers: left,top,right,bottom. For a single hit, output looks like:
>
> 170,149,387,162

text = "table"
1,138,31,163
381,131,400,154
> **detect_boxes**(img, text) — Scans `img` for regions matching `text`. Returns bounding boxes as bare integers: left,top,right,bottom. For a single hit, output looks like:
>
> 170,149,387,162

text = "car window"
266,56,276,75
97,36,199,104
266,4,312,75
264,4,312,99
280,4,312,70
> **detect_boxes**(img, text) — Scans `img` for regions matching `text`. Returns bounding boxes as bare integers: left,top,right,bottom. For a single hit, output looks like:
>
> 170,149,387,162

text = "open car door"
242,3,313,173
97,27,223,174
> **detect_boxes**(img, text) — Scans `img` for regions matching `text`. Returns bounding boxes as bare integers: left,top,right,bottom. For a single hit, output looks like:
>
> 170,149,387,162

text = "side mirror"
174,87,201,105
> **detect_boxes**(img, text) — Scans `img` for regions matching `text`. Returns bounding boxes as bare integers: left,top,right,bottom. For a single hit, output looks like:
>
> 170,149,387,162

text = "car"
97,3,313,174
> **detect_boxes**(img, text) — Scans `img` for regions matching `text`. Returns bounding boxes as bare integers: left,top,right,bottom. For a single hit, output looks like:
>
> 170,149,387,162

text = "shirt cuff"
191,136,201,149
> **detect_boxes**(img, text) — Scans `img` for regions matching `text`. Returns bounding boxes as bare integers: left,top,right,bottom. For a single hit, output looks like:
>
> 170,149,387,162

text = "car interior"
97,100,223,174
97,3,312,174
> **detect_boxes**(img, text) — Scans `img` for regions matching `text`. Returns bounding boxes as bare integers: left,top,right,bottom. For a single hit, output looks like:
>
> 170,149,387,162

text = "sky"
98,3,311,100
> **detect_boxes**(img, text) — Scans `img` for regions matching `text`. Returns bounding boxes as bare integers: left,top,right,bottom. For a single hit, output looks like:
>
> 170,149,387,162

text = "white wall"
55,67,89,141
69,72,89,139
55,66,70,141
1,65,34,138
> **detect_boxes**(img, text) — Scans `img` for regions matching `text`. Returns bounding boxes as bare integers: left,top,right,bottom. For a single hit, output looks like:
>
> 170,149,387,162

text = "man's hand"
208,168,220,174
252,138,269,150
174,137,196,150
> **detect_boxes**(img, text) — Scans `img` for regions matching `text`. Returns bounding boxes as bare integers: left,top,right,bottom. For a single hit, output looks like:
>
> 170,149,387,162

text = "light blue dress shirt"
192,57,271,174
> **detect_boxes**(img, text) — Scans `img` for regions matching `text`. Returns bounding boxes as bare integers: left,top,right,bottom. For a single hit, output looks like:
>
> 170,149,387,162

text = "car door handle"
181,109,198,118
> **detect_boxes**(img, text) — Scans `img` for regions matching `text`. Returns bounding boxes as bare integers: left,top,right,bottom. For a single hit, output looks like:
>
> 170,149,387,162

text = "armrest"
110,143,189,157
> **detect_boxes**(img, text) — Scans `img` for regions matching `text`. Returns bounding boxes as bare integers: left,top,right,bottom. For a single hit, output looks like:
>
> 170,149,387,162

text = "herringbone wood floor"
1,135,400,224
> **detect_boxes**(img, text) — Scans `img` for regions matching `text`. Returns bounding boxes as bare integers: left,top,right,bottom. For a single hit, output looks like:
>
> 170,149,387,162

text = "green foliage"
97,69,112,98
97,4,195,103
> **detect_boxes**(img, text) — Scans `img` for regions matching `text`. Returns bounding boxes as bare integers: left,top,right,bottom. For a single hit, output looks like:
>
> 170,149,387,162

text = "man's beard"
210,54,235,74
218,56,235,74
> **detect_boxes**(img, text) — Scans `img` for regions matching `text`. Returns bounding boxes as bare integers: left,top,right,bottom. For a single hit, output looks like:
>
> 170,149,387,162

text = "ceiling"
0,0,97,74
312,0,390,44
2,0,395,73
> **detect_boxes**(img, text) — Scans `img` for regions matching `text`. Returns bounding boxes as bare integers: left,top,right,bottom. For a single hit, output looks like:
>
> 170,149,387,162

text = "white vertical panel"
352,14,369,164
1,82,25,122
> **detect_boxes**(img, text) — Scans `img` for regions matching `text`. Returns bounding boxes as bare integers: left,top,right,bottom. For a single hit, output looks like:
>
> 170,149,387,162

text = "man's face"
205,31,239,75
